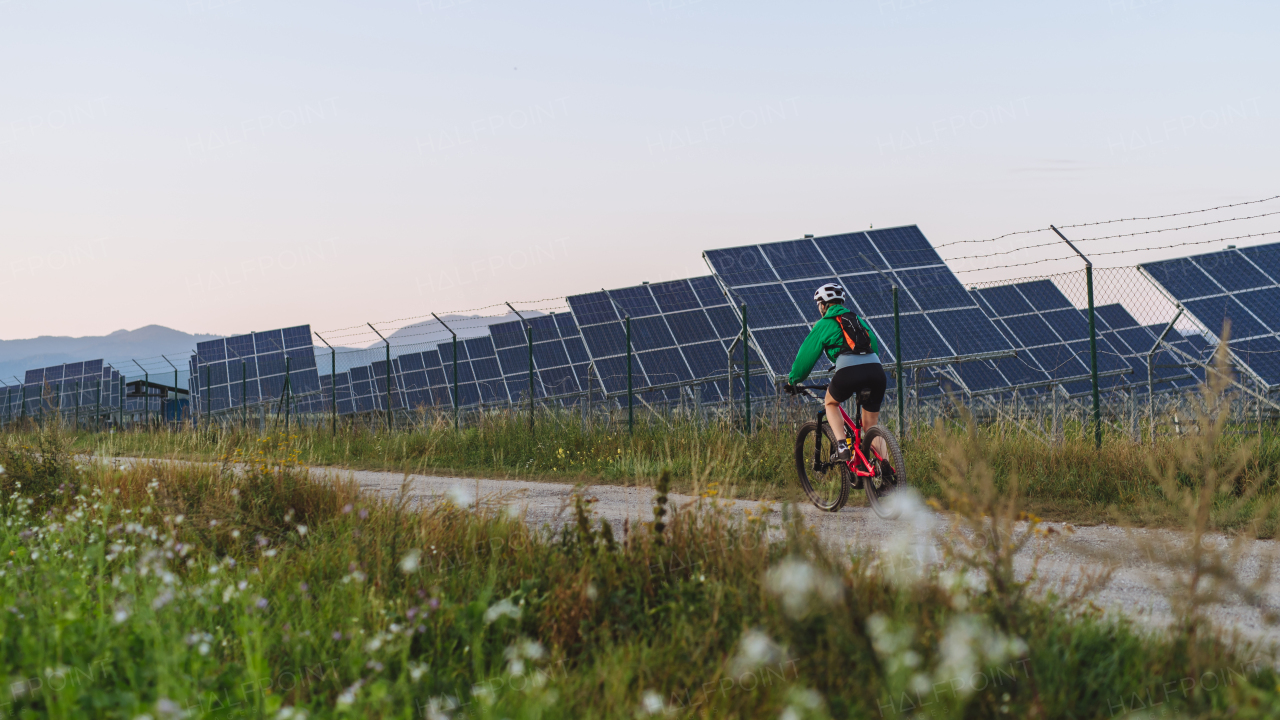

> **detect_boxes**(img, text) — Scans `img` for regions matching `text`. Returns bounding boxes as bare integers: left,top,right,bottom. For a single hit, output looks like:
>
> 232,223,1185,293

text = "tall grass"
25,402,1278,530
1,422,1277,717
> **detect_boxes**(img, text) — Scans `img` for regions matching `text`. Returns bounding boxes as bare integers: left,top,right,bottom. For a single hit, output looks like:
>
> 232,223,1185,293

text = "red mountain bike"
792,383,906,518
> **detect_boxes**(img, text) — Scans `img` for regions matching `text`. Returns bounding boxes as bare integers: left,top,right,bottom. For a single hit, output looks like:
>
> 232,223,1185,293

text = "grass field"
38,403,1280,532
1,422,1278,719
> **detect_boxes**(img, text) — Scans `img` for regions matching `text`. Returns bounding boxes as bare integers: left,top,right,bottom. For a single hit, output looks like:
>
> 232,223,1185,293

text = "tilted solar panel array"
0,379,22,419
20,360,123,415
388,348,447,412
192,325,320,415
488,312,590,404
969,280,1132,396
1141,243,1280,387
1092,303,1205,392
702,226,1015,393
567,277,767,403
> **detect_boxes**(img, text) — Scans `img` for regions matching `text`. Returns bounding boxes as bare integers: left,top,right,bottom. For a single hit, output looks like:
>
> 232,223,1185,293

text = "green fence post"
741,303,750,434
1086,265,1101,448
1053,225,1101,449
626,315,633,434
242,361,248,431
309,332,335,437
894,285,904,437
284,356,292,433
431,313,459,430
96,380,101,432
366,324,392,431
75,380,80,431
524,324,535,430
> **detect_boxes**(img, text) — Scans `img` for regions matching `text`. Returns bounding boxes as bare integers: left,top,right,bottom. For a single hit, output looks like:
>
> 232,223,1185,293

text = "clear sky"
2,0,1275,342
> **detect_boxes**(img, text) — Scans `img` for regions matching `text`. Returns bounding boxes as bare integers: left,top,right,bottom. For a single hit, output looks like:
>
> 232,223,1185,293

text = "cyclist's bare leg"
862,408,887,457
823,390,846,442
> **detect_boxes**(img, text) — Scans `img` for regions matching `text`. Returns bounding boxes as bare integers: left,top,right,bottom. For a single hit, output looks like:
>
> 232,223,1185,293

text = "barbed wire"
941,211,1280,263
1058,193,1280,230
954,228,1280,273
933,193,1280,250
1087,228,1280,258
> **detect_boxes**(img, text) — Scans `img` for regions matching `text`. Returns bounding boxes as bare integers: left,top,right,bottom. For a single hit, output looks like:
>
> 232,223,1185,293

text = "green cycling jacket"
788,303,880,385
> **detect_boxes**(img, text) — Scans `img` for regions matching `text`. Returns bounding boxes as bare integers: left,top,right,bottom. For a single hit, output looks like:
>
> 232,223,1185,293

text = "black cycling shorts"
827,363,886,412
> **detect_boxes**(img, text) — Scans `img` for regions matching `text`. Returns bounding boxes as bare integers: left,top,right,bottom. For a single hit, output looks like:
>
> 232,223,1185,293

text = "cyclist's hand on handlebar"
783,383,800,396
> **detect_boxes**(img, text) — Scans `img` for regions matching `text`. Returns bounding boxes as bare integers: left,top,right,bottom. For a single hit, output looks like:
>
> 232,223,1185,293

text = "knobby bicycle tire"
794,420,850,512
862,425,907,519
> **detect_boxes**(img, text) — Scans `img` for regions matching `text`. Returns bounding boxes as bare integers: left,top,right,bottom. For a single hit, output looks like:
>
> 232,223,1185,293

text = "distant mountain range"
0,326,223,384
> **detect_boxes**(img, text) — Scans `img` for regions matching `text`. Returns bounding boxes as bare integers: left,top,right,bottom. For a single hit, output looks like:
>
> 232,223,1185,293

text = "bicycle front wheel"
863,425,907,519
794,420,850,512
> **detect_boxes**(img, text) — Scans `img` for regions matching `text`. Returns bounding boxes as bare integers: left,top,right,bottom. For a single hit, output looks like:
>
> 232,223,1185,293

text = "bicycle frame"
802,386,882,478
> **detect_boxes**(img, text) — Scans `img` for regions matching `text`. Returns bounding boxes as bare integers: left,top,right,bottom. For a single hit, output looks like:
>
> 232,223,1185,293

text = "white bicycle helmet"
813,282,845,303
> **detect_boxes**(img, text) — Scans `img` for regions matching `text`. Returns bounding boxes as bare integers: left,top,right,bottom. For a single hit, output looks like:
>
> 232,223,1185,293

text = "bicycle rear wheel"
862,425,907,519
794,420,850,512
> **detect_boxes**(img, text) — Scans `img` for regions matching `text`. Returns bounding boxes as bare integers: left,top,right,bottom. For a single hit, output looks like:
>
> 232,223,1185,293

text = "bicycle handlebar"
790,383,828,398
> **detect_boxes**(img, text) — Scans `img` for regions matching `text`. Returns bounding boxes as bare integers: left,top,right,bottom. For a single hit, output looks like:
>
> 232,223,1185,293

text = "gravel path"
319,465,1280,652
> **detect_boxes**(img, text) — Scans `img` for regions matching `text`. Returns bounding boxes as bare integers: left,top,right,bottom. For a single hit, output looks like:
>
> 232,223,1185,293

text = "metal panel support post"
368,323,392,431
626,315,633,433
315,332,337,436
741,303,750,434
894,284,904,438
505,303,537,436
133,360,149,429
1053,225,1101,449
432,313,459,430
1147,308,1183,446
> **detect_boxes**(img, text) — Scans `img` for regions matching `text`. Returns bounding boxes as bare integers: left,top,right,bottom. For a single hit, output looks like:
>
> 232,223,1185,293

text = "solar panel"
970,282,1134,395
567,276,765,403
702,226,1016,393
19,359,123,417
488,312,588,405
1140,242,1280,387
193,325,321,418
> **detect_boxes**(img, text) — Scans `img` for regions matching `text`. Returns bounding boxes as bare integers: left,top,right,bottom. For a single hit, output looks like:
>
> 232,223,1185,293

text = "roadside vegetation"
1,412,1278,719
17,393,1280,531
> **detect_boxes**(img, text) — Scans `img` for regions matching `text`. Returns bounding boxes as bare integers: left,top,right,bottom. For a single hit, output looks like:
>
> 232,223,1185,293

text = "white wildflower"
409,661,429,681
296,525,307,537
779,687,825,720
483,598,521,624
879,489,939,587
399,549,421,574
727,629,783,677
422,696,458,720
275,707,308,720
445,485,474,508
764,558,842,619
155,697,186,718
336,679,362,707
639,689,668,716
934,615,1028,696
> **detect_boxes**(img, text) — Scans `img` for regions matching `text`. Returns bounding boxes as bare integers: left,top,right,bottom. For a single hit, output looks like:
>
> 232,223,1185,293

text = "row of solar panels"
185,226,1245,419
0,360,164,417
17,226,1276,422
